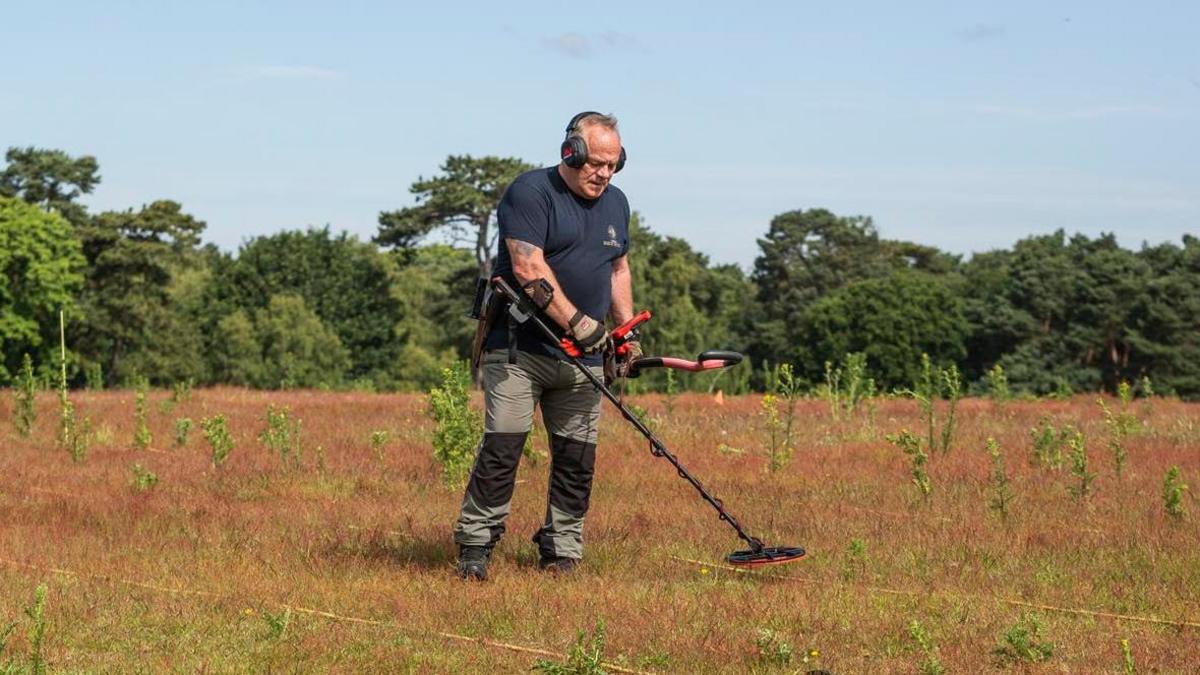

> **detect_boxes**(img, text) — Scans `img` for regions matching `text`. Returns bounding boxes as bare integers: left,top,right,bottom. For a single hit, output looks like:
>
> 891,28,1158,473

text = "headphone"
560,111,626,173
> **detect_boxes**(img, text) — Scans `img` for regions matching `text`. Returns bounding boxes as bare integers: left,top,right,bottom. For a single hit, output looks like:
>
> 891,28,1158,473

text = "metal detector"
490,276,806,568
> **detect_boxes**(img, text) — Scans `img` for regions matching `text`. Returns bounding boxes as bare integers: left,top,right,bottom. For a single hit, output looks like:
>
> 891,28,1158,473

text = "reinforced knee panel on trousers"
547,433,597,517
466,432,529,508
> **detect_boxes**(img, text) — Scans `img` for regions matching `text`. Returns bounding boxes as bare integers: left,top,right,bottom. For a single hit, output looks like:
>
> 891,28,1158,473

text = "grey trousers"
453,349,603,560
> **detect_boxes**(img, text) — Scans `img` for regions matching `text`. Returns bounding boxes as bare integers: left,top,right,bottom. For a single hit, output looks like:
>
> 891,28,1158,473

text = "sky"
2,1,1197,269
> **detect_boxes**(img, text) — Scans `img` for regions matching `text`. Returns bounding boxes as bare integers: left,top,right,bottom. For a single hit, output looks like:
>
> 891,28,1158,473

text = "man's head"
558,112,623,200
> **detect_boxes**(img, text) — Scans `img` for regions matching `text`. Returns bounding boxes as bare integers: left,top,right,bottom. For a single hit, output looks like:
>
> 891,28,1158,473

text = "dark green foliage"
1162,466,1187,520
7,142,1200,398
533,619,608,675
1,146,99,226
204,228,400,387
74,200,207,387
428,361,482,487
212,295,350,389
0,197,86,377
389,244,478,390
800,272,968,391
627,213,755,392
994,613,1054,664
961,230,1200,399
376,155,534,276
13,354,37,437
749,208,960,379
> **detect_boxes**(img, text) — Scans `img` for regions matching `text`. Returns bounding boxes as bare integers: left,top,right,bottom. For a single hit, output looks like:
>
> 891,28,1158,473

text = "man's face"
564,125,622,200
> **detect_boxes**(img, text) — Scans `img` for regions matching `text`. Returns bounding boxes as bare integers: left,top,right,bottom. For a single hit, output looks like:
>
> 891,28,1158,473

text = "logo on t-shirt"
603,225,620,248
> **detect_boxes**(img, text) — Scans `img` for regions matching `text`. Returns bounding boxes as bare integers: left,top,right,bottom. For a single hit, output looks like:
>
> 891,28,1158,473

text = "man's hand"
569,312,609,354
618,339,643,377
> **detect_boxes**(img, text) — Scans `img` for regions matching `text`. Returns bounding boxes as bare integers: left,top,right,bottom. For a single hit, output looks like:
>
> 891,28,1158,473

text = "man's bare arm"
609,254,633,326
506,238,582,331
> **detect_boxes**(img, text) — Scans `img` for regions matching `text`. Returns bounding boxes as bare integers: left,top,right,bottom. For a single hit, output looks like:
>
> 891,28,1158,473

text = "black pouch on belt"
471,286,503,370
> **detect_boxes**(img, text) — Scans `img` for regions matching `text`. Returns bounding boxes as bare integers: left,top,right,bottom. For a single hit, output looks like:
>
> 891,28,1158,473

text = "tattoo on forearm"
515,241,536,258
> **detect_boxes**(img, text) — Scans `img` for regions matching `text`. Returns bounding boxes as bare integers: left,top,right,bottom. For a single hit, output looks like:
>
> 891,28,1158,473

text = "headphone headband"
565,110,604,137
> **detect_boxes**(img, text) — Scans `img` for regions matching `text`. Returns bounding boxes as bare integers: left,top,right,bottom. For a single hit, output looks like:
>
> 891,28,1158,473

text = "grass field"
1,388,1198,673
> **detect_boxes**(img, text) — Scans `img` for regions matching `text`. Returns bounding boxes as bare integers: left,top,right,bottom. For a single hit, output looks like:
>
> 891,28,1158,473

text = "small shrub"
887,429,931,501
523,423,548,465
130,463,158,491
986,363,1010,403
369,430,390,462
993,612,1053,664
1066,429,1095,501
26,584,48,675
54,357,90,463
760,393,790,473
174,418,193,448
1163,466,1188,520
778,363,801,456
1120,637,1136,674
133,377,152,450
625,403,657,433
1030,417,1068,470
428,361,483,488
987,437,1015,521
13,354,37,437
939,364,961,452
822,352,876,421
260,405,302,469
753,628,793,667
202,415,234,469
908,620,945,675
841,537,868,581
533,619,608,675
84,362,104,391
171,378,193,406
263,607,291,641
899,354,959,453
663,367,678,417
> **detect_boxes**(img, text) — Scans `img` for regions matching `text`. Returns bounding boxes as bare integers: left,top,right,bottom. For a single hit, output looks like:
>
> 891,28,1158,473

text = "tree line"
2,147,1197,398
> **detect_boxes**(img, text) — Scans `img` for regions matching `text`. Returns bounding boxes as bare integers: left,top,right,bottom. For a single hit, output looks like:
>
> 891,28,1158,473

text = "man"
453,111,640,580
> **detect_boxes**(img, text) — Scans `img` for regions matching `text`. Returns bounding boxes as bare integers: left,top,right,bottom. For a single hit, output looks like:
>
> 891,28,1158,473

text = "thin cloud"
541,31,645,59
240,65,344,81
542,33,592,59
956,23,1005,42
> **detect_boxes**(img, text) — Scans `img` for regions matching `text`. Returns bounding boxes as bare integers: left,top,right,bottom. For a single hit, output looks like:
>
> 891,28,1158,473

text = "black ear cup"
561,111,626,173
561,136,588,169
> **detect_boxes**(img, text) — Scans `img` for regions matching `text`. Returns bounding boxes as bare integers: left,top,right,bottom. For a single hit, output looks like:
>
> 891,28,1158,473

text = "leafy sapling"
987,437,1015,521
1066,429,1095,501
1163,466,1188,520
887,429,931,501
202,415,234,469
429,361,483,488
908,620,946,675
133,377,152,450
532,619,609,675
993,612,1054,664
13,354,37,437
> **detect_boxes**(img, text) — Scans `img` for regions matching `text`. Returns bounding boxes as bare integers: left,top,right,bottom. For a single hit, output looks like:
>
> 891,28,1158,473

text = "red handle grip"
559,337,582,358
612,310,651,341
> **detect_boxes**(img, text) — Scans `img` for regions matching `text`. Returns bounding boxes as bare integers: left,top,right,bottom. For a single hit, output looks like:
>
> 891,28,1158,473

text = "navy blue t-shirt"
486,166,630,364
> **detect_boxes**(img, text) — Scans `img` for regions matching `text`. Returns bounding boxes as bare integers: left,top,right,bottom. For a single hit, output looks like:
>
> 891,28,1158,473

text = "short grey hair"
569,112,619,139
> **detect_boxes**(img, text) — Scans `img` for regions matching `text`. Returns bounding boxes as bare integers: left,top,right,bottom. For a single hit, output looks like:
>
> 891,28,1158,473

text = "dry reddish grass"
1,388,1198,672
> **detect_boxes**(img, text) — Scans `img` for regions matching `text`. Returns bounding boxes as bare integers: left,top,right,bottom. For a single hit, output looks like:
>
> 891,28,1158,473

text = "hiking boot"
456,546,491,581
538,556,579,574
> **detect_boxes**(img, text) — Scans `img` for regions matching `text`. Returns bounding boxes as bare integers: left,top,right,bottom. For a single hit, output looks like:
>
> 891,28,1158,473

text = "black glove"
569,312,609,354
